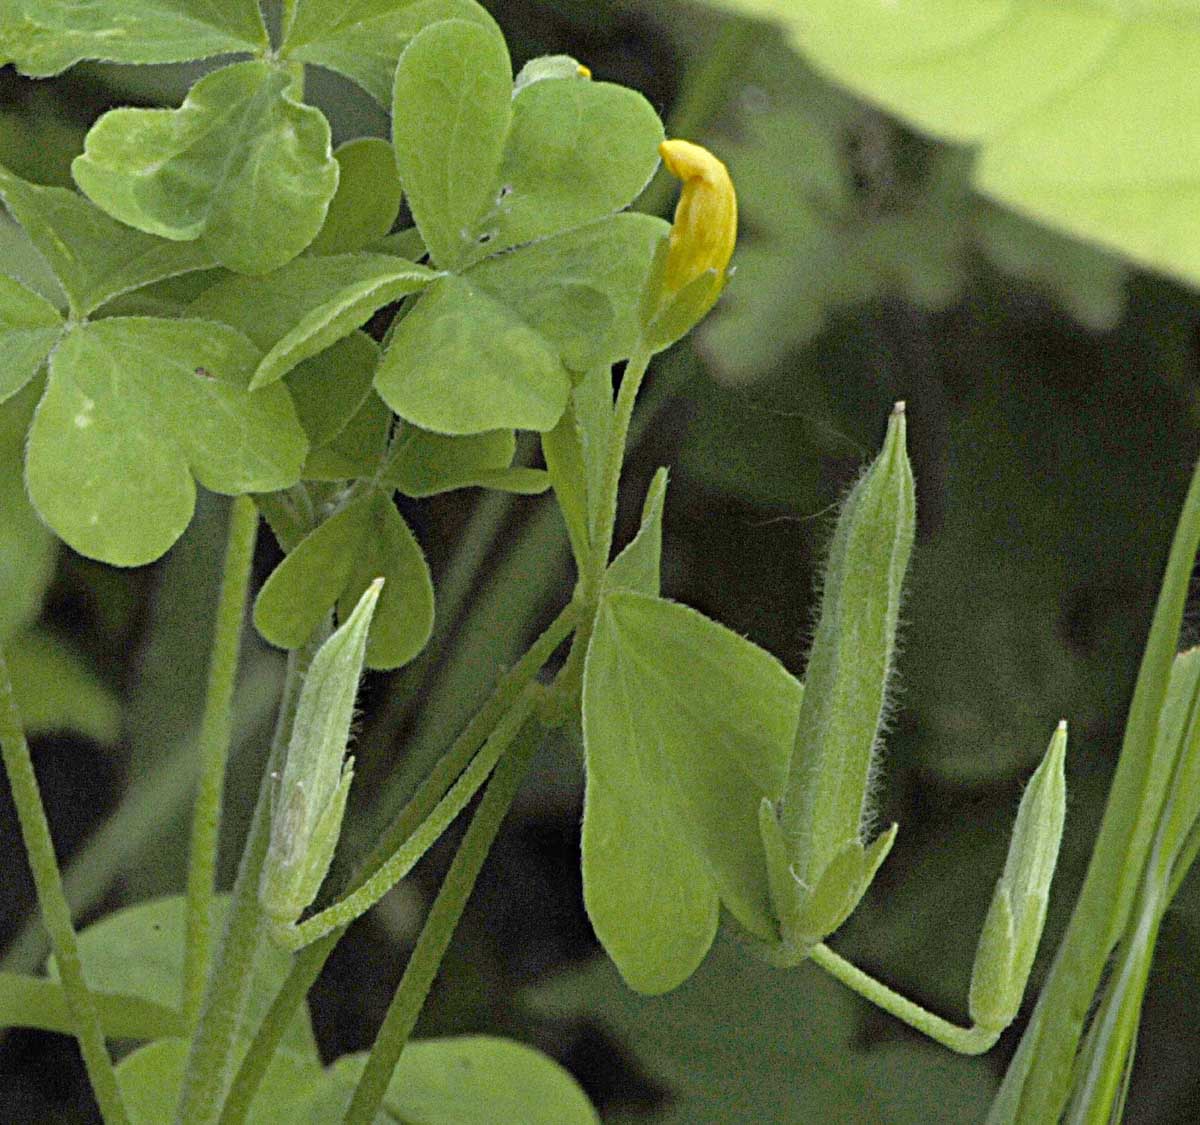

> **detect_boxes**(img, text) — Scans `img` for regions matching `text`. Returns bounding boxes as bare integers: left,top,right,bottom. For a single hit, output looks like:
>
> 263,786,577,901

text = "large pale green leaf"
0,0,268,76
384,426,550,497
531,933,995,1124
376,273,571,434
0,163,218,318
282,0,498,105
25,318,306,567
49,896,318,1059
393,19,663,271
717,1,1200,287
188,250,432,388
6,627,120,742
582,592,802,993
72,61,339,275
117,1040,321,1125
308,137,404,256
0,274,61,403
0,381,55,640
313,1037,599,1123
254,491,434,670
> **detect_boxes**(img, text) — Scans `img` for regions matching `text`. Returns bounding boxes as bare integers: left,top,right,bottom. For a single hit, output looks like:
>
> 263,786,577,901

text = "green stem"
809,943,998,1056
0,649,129,1125
281,692,535,950
219,602,577,1123
183,496,259,1027
175,626,327,1125
342,716,543,1125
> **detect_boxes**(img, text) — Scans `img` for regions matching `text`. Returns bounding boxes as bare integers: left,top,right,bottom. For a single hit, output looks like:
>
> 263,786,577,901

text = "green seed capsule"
260,579,383,929
969,721,1068,1031
779,403,915,901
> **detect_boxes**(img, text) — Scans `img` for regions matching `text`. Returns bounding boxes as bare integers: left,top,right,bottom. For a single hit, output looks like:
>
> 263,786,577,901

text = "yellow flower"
659,138,737,295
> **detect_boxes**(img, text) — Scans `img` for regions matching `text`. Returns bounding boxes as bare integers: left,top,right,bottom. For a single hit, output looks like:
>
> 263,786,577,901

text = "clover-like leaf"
302,393,392,482
25,318,306,567
72,61,339,275
582,592,803,993
308,137,403,256
281,0,499,106
0,163,218,318
383,426,550,497
254,490,434,670
393,19,663,271
0,275,62,403
0,0,268,77
287,332,380,453
377,216,666,435
189,250,433,388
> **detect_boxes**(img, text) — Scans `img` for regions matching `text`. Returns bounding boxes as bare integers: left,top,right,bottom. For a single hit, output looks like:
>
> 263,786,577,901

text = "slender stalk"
281,692,535,950
220,602,577,1124
0,649,129,1125
175,626,327,1125
183,496,259,1027
809,943,998,1055
342,715,543,1125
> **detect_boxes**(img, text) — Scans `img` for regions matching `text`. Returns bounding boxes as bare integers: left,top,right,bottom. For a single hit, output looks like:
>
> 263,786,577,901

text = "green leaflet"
286,332,380,453
0,972,181,1040
0,274,61,403
377,216,666,435
0,381,55,640
0,162,218,319
187,250,433,388
5,627,121,743
282,0,499,106
604,467,667,596
718,1,1200,289
72,61,339,275
254,491,434,671
582,591,803,993
308,137,404,256
302,392,392,482
117,1040,322,1125
393,19,663,270
25,318,307,567
384,426,551,497
314,1037,599,1124
48,895,318,1059
0,0,268,76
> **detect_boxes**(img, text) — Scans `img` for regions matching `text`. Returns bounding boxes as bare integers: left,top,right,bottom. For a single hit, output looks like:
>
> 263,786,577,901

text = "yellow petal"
659,138,737,295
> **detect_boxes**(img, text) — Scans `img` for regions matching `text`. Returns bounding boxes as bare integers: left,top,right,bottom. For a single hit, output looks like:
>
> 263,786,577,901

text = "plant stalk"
183,496,259,1027
0,649,129,1124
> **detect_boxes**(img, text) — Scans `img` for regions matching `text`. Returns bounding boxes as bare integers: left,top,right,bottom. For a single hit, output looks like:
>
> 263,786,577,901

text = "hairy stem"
342,715,543,1124
810,943,998,1055
0,649,129,1124
183,496,259,1027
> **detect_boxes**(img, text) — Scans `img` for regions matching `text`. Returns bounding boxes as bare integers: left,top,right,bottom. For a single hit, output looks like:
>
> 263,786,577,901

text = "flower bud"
641,139,737,352
260,579,383,929
778,404,915,901
969,721,1068,1031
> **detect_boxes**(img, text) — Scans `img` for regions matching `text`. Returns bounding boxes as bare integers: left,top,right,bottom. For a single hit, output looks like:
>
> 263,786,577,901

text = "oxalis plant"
0,2,1083,1123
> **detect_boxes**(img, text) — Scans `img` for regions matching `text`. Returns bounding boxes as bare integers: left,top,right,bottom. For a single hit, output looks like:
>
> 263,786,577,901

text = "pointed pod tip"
1057,718,1067,732
893,400,906,416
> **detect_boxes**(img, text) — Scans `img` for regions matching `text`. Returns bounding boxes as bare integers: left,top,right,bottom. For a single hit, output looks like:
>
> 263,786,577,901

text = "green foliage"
73,61,339,275
0,0,269,75
26,317,306,566
317,1036,600,1124
581,590,802,992
708,0,1200,288
254,491,434,670
308,137,403,256
383,426,551,497
0,275,61,403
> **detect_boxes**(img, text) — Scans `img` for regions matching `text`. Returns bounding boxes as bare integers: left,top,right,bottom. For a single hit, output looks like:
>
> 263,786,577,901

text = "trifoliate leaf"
254,491,434,670
582,592,802,993
0,0,269,76
0,163,218,318
25,318,306,567
72,61,339,275
281,0,499,106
